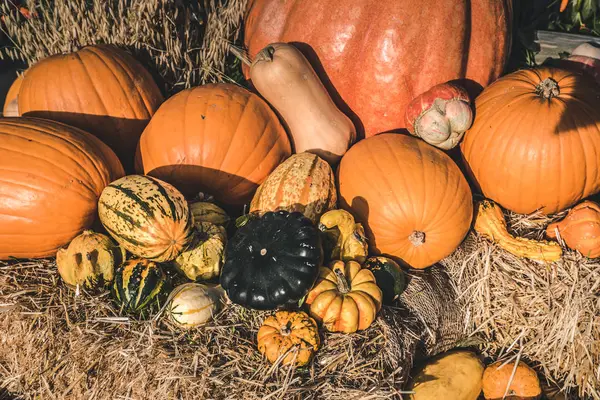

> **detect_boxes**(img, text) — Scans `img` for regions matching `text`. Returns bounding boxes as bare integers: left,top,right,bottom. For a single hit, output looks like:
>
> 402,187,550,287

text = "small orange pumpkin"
482,361,542,400
547,200,600,258
257,310,320,367
305,260,382,333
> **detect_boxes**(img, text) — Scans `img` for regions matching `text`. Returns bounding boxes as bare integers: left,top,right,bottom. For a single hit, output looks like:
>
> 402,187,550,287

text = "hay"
0,259,414,399
0,0,248,94
442,208,600,399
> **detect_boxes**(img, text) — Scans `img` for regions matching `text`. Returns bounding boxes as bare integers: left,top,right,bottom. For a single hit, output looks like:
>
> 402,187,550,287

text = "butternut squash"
474,200,562,262
249,42,356,165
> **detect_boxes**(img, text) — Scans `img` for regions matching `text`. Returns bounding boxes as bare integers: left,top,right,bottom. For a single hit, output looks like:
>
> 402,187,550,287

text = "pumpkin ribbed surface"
461,67,600,214
244,0,512,137
338,133,473,269
98,175,194,262
250,153,337,223
0,117,124,259
136,83,291,205
18,45,164,170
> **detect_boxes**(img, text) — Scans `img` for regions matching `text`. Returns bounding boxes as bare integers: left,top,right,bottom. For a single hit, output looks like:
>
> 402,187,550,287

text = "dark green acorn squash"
364,256,406,304
112,259,167,313
220,210,322,310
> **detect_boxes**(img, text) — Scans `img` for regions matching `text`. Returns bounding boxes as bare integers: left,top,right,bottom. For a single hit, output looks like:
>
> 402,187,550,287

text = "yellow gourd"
56,230,125,288
190,202,230,228
173,222,227,281
319,209,368,264
408,350,484,400
474,200,562,262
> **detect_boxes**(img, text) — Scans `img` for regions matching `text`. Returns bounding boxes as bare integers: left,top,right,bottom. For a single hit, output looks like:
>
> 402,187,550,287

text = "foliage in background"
509,0,599,71
0,0,247,95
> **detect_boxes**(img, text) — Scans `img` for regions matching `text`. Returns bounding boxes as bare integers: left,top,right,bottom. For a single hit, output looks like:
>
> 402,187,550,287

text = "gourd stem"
228,44,252,67
409,231,426,247
255,45,276,63
334,268,350,294
280,321,292,336
535,78,560,99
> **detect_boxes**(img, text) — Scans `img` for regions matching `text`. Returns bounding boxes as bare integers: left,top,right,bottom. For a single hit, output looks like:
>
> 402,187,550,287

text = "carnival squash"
0,117,124,259
461,67,600,214
56,230,125,289
547,200,600,258
98,175,194,262
475,200,562,262
18,45,163,171
306,260,382,333
2,73,23,117
482,361,541,400
136,83,291,205
250,153,337,224
405,82,473,150
221,211,322,310
408,350,484,400
338,134,473,269
112,259,167,313
244,0,512,137
250,43,356,164
173,222,227,281
257,310,320,367
167,283,225,328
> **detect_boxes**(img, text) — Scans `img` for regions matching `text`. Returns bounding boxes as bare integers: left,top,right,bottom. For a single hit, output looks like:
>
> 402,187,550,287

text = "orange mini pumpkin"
305,260,382,333
257,310,320,367
547,200,600,258
482,361,542,400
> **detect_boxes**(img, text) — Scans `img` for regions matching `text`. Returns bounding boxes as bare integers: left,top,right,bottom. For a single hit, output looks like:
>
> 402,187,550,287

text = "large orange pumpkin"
136,83,292,205
0,117,124,259
18,45,163,171
338,134,473,269
244,0,512,137
461,67,600,215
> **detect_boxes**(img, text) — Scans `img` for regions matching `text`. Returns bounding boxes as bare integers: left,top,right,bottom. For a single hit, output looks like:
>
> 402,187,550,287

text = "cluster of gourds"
3,0,600,397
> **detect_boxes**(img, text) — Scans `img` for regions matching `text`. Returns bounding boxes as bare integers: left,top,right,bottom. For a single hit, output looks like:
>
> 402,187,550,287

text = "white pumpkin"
168,283,225,328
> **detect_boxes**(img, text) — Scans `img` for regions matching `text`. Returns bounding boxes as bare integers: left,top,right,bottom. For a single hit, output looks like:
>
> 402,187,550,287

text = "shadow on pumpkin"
137,163,260,215
21,111,151,174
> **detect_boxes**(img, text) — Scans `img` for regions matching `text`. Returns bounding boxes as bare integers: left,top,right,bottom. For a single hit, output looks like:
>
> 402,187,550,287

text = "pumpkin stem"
260,248,267,256
334,268,351,294
409,231,426,247
280,321,292,336
536,78,560,99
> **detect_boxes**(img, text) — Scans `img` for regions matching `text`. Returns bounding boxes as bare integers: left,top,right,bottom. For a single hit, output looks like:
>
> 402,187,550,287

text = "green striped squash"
98,175,194,262
112,259,166,313
364,257,406,304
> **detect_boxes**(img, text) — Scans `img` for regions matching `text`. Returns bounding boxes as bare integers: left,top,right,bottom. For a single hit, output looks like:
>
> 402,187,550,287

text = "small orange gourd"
482,361,542,400
546,200,600,258
257,310,320,367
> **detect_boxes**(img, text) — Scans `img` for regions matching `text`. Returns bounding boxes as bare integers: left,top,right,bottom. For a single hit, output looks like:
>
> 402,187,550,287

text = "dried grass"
442,209,600,399
0,0,247,94
0,260,417,399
